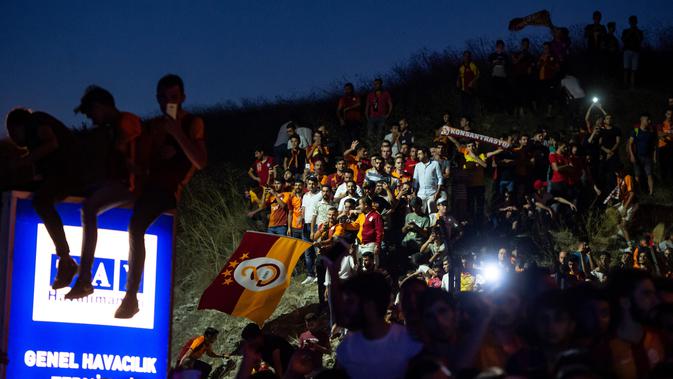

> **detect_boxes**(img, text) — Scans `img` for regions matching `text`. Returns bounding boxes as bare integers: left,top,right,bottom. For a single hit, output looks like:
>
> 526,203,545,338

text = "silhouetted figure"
66,85,142,299
115,74,207,318
6,108,82,289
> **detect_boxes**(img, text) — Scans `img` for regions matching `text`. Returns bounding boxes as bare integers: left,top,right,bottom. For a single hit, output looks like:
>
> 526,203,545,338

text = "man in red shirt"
248,178,291,236
549,142,571,198
248,148,276,188
326,158,347,190
365,78,393,141
336,82,363,150
405,145,419,175
357,197,384,266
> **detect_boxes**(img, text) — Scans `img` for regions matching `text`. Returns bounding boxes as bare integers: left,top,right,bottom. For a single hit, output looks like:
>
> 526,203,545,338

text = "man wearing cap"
66,85,143,299
115,74,207,318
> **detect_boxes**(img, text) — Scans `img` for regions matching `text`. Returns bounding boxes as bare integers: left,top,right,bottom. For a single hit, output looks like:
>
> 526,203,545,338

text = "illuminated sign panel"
2,194,174,379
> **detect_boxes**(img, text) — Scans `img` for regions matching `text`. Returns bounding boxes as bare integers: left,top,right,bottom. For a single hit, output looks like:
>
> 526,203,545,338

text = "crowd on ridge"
2,9,673,379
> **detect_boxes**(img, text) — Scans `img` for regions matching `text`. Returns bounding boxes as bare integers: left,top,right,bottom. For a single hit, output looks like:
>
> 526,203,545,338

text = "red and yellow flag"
198,231,311,325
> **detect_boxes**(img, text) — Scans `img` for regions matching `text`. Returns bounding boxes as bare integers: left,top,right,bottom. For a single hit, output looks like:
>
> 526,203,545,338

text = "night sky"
1,0,671,135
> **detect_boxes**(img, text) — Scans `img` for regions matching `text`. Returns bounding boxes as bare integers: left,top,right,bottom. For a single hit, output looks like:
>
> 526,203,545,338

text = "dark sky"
1,0,671,135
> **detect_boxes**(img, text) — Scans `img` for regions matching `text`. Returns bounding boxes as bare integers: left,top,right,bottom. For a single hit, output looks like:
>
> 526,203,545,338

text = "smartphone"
166,103,178,119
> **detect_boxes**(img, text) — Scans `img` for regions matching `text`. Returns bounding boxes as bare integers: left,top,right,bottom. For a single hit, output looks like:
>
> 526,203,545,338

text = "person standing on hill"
457,50,480,118
511,38,534,116
365,78,393,141
337,82,363,150
248,147,276,188
115,74,207,318
488,40,510,113
656,108,673,184
584,10,607,77
628,113,656,196
622,15,644,89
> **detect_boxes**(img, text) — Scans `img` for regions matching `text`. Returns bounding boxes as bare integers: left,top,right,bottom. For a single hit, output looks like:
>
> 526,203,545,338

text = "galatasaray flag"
198,231,312,325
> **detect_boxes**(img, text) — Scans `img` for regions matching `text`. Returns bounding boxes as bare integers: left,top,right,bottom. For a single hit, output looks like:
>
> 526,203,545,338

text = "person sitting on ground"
298,312,331,372
590,252,612,283
177,327,228,378
240,323,295,378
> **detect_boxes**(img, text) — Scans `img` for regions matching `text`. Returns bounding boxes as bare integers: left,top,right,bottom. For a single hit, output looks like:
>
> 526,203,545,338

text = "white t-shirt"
296,127,313,149
324,255,356,286
301,191,323,225
335,182,363,199
561,75,586,100
336,323,423,379
441,273,450,292
338,195,359,212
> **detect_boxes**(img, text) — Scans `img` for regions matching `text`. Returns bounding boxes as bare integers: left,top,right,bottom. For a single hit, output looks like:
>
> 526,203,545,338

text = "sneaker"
114,296,139,319
301,276,315,285
64,279,94,300
52,257,78,290
311,276,318,283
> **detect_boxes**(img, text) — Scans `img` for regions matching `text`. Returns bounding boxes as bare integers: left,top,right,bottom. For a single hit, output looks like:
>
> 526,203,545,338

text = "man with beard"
334,272,422,379
608,269,664,379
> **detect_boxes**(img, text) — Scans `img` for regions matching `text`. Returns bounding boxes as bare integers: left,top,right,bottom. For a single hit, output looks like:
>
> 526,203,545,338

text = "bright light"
592,97,599,103
482,263,502,283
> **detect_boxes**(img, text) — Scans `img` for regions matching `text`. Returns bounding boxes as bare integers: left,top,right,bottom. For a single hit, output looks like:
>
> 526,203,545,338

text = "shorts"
634,156,653,177
617,204,635,222
623,50,640,70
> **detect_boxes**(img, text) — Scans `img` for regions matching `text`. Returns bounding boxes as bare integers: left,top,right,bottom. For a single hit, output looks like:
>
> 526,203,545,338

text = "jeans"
32,176,75,258
126,187,176,296
290,227,303,239
267,225,288,236
79,181,135,282
302,223,317,276
466,186,485,227
367,116,387,140
498,180,514,194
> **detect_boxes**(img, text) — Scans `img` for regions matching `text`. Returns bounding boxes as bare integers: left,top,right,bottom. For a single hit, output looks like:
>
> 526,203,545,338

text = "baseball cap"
74,85,115,114
533,180,548,190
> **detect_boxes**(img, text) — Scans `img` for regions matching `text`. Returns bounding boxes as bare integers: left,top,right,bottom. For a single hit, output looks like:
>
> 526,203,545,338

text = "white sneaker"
311,276,318,283
301,276,315,285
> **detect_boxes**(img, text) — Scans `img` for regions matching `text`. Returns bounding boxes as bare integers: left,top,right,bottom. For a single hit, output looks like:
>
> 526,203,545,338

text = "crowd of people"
3,9,672,379
225,11,673,379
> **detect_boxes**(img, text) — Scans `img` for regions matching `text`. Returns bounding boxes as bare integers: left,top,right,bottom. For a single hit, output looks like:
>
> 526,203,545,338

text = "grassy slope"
171,26,673,366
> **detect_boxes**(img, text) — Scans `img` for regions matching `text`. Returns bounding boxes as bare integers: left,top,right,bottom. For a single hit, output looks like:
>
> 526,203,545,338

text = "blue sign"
3,193,174,379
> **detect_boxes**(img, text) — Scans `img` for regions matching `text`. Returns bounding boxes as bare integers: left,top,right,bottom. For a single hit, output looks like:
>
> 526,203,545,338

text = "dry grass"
170,165,318,371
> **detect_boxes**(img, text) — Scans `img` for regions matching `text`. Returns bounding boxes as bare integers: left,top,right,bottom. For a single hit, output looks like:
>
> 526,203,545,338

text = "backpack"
176,336,205,367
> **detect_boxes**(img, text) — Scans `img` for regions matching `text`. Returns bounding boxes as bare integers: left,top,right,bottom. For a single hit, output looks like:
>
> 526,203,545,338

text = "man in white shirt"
413,147,443,214
334,169,363,201
335,272,422,379
337,181,360,211
301,176,323,283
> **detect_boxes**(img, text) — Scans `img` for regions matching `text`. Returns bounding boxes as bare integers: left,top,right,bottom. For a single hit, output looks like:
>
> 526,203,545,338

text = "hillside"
170,27,673,375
